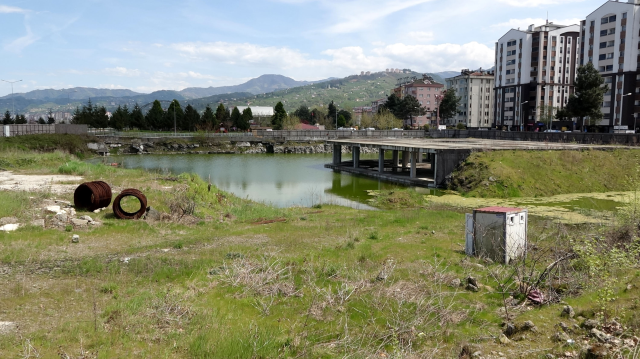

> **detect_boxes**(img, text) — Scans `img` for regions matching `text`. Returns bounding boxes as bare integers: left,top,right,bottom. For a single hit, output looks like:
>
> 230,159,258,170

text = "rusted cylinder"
113,189,148,220
74,181,112,211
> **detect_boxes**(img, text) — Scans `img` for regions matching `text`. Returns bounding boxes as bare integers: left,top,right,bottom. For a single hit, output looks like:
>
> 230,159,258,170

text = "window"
600,42,607,49
607,52,614,59
507,40,517,47
560,37,564,43
604,77,613,83
606,65,613,71
507,50,516,56
599,54,606,60
568,37,571,44
603,101,611,107
623,12,627,19
610,15,616,22
600,29,608,36
506,59,516,65
608,40,615,47
608,28,616,35
602,17,609,25
591,20,595,27
621,51,625,57
622,25,626,32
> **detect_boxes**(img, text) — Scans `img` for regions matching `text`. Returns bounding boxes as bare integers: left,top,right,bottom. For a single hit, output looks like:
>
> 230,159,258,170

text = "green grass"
0,134,92,155
449,149,640,198
1,149,639,358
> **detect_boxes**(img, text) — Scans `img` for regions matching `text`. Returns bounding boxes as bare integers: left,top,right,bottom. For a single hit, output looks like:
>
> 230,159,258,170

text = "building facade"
494,22,580,130
580,0,640,131
393,75,444,128
445,69,495,129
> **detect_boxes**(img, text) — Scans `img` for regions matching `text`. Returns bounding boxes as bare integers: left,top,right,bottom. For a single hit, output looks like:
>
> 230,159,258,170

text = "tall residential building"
494,22,580,130
445,69,495,129
393,74,444,128
580,0,640,131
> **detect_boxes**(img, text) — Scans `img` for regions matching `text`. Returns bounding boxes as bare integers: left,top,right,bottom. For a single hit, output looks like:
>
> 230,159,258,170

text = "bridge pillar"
378,149,385,173
410,151,417,178
402,151,409,170
333,145,342,165
392,150,399,172
353,146,360,168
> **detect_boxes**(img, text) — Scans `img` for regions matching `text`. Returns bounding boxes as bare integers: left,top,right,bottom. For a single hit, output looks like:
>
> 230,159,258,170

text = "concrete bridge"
325,138,620,188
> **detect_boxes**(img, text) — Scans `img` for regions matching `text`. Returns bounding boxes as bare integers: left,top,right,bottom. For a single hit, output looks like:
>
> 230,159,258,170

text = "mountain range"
0,71,461,114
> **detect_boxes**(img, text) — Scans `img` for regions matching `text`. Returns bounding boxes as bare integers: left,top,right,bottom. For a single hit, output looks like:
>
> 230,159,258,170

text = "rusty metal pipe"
74,181,112,211
113,189,147,220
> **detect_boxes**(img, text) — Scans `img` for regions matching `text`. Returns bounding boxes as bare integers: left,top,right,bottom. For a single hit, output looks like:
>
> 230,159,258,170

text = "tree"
15,114,27,124
93,106,109,128
3,111,14,125
201,105,215,130
230,107,242,129
538,103,557,129
145,100,165,130
555,107,571,121
130,103,146,130
338,109,352,126
37,117,46,124
239,107,252,131
214,104,229,129
165,100,184,131
311,108,327,127
283,115,301,130
271,102,287,130
111,105,130,130
373,109,403,130
327,101,337,128
293,105,312,123
360,112,374,129
439,89,461,122
565,62,608,128
183,104,200,131
381,93,402,117
47,109,56,124
398,95,426,127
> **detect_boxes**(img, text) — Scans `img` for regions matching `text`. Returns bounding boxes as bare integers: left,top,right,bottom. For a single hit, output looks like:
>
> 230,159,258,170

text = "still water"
97,154,408,209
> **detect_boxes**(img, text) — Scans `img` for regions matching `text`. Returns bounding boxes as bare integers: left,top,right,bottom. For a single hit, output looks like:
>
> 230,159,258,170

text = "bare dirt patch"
0,171,83,194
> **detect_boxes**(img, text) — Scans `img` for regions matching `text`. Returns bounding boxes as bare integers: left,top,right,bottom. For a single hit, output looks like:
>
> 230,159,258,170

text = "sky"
0,0,607,96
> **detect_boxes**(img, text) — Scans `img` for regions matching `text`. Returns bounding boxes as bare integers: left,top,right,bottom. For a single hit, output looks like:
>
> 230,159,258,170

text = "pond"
94,153,414,209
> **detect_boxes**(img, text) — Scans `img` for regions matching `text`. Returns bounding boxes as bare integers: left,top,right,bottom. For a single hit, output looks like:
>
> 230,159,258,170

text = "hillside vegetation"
449,149,640,198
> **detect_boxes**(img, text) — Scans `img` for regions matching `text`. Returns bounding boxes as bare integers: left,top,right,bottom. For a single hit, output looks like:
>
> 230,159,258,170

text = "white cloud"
491,17,582,30
496,0,584,7
0,5,28,13
408,31,435,43
103,67,142,77
4,24,39,53
171,41,309,68
373,42,495,72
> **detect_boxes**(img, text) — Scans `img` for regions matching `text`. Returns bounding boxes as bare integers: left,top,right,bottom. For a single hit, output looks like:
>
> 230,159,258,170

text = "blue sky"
0,0,605,96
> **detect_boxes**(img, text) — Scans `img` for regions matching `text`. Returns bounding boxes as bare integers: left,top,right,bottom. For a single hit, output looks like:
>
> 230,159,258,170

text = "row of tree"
71,100,255,131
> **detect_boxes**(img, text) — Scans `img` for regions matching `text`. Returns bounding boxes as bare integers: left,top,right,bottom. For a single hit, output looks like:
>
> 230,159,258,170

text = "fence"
1,124,88,137
89,130,253,138
430,129,640,146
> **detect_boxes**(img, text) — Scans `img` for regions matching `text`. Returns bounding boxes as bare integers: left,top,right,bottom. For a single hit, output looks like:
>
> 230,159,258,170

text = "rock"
498,333,511,344
30,219,45,228
71,234,80,243
467,276,478,287
79,215,93,222
0,321,17,334
145,207,161,221
71,219,89,227
0,217,19,225
55,213,68,223
471,351,482,358
45,205,61,214
55,200,71,207
522,320,536,331
561,305,575,318
503,323,516,337
590,328,610,343
583,319,599,330
236,142,251,147
545,354,555,359
489,176,496,182
450,278,461,287
466,283,479,292
66,208,76,217
93,209,100,213
0,223,20,232
552,331,571,342
559,322,572,333
586,344,608,358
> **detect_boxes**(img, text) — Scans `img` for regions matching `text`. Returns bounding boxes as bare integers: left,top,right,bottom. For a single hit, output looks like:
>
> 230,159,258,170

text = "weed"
368,231,380,240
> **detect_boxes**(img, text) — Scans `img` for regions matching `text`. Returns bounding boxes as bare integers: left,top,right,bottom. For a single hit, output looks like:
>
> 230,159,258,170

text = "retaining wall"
1,124,88,137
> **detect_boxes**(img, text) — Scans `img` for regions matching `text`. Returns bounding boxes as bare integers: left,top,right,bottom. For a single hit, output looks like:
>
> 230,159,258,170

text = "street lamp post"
519,101,529,131
1,79,22,118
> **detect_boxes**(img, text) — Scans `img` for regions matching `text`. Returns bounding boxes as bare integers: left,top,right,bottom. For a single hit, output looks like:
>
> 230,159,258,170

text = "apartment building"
393,74,444,128
494,22,580,130
445,69,495,129
580,0,640,131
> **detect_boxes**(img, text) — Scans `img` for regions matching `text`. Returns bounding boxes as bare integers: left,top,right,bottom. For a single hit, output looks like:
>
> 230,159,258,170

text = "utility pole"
2,79,22,119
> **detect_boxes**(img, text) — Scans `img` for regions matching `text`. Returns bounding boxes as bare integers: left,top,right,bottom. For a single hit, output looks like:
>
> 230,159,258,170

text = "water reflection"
93,154,408,209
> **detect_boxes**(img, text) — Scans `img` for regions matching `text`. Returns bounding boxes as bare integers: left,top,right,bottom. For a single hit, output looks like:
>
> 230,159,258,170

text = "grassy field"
1,144,640,358
449,149,640,198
